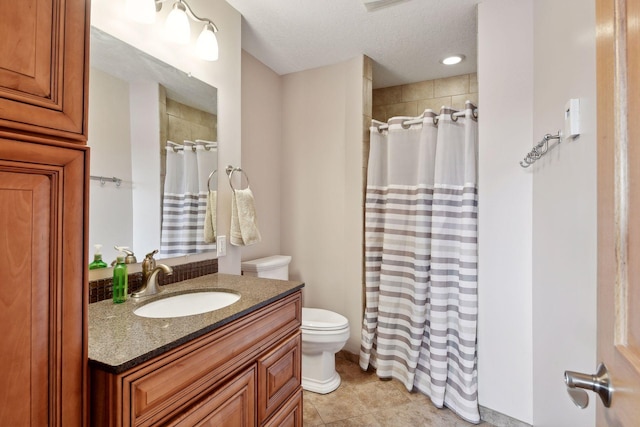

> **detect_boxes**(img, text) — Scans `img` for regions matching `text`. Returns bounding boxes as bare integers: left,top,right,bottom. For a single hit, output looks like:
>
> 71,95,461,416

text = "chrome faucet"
132,250,173,298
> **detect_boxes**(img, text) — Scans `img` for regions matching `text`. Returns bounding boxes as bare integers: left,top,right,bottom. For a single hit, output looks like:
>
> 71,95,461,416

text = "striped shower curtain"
160,142,217,257
360,103,479,423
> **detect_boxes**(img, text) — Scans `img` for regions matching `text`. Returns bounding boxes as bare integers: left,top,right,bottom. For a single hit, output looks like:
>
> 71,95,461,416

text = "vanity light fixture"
440,54,465,65
165,1,191,45
127,0,220,61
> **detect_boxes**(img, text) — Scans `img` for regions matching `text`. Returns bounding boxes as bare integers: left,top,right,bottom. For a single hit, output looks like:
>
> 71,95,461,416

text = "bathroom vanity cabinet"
0,0,88,141
0,0,89,425
90,291,303,427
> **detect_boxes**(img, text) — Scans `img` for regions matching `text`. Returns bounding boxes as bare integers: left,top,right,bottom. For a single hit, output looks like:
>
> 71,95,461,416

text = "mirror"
88,26,218,265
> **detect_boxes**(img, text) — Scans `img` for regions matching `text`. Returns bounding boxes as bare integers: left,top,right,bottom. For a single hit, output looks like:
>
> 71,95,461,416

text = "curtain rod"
166,140,217,152
376,107,479,132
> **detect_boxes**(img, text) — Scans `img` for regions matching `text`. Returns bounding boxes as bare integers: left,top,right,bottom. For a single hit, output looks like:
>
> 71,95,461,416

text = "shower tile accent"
453,93,479,110
363,55,373,314
88,258,218,303
470,72,479,93
385,101,418,118
373,73,478,122
434,74,471,97
417,96,453,113
373,85,402,107
402,80,434,102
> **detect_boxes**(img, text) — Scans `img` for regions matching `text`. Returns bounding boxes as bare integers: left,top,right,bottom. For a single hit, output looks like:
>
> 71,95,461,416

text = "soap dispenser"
112,252,128,304
89,244,108,270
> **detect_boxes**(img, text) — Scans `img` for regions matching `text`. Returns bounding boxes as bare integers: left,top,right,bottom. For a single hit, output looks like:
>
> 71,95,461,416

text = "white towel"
230,188,262,246
203,190,216,243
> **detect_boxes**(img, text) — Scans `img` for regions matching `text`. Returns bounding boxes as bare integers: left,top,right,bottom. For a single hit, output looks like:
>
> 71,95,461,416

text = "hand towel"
203,190,216,243
230,188,262,246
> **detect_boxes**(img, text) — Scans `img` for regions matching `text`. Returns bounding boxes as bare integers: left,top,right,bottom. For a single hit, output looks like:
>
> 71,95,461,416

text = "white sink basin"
134,291,240,319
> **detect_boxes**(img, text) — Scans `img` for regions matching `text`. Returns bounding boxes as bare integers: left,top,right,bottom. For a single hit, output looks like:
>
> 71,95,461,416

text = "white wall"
240,51,283,261
477,0,534,423
130,81,162,257
531,1,597,426
478,1,598,425
280,57,365,353
88,68,134,265
91,0,242,273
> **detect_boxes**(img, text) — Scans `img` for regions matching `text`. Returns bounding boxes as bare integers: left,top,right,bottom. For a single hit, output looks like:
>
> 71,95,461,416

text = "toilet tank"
241,255,292,280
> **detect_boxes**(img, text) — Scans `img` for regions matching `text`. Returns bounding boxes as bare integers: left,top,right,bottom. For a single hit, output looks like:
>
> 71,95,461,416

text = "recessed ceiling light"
441,55,465,65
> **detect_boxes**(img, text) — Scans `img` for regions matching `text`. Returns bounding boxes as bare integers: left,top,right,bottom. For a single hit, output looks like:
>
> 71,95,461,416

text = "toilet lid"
302,308,349,331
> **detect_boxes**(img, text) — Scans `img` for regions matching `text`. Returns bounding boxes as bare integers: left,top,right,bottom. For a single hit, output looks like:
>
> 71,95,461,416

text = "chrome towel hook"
520,131,562,168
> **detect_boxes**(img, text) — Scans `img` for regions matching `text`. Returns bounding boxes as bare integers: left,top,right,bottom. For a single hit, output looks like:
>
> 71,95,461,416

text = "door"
596,0,640,424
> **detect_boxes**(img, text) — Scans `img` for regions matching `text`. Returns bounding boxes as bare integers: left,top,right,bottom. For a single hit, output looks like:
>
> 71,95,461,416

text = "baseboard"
479,406,532,427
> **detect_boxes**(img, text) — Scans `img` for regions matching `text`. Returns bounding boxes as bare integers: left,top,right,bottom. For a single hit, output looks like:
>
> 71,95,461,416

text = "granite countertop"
88,273,304,374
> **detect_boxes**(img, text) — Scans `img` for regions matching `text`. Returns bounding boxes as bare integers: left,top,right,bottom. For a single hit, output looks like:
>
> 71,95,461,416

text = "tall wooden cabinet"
0,0,89,425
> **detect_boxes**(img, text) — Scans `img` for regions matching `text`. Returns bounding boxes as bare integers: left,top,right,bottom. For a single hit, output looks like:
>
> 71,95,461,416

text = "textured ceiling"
225,0,480,88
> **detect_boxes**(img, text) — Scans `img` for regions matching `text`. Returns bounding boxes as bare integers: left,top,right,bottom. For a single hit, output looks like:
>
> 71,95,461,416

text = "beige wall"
240,51,283,261
280,57,365,353
372,73,478,121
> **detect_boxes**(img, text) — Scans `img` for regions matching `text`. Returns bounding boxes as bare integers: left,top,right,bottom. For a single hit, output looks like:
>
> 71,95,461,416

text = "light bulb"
441,55,465,65
126,0,156,24
165,2,190,44
196,24,219,61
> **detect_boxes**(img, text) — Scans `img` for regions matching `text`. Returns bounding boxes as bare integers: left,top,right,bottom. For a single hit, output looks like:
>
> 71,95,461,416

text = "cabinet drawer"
169,366,256,427
263,388,302,427
125,293,301,426
258,331,301,424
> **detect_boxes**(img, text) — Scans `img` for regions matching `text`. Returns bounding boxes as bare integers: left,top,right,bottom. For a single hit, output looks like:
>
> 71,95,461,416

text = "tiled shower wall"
159,85,218,187
372,73,478,122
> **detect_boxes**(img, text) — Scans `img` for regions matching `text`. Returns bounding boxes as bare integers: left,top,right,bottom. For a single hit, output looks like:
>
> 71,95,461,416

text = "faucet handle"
145,249,159,260
142,250,158,274
114,246,137,264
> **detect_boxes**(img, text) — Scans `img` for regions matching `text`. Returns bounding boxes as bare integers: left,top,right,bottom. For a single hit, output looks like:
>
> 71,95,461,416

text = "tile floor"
303,355,495,427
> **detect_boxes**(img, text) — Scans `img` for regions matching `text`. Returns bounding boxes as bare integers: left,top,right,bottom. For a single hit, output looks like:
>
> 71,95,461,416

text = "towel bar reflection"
519,131,562,168
207,169,217,192
90,175,122,187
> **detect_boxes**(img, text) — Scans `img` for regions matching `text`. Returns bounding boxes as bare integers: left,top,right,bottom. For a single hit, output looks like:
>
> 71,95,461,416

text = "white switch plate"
217,235,227,257
564,98,580,138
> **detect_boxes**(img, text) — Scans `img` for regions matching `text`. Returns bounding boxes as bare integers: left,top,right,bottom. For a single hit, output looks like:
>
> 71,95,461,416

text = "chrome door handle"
564,363,613,408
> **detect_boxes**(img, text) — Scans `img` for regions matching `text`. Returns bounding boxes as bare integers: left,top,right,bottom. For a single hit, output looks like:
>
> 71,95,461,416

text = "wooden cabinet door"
0,0,88,140
170,367,256,427
0,138,87,426
257,331,301,425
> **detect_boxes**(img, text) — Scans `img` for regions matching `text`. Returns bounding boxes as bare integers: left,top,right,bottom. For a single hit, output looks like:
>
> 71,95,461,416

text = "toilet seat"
302,308,348,331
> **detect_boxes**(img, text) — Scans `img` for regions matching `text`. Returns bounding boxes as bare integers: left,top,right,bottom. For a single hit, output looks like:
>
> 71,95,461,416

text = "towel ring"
207,169,217,192
227,167,250,192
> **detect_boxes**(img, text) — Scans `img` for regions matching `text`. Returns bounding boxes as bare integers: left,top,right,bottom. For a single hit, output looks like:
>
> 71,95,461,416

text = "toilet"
241,255,350,394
